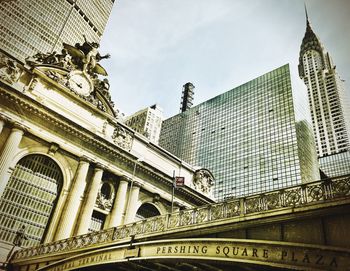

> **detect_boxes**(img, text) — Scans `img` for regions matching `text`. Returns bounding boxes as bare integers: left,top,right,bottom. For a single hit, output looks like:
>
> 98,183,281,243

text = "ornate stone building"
0,43,214,262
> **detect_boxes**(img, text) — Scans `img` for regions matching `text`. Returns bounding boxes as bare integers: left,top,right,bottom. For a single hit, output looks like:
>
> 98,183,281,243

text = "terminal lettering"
156,245,339,268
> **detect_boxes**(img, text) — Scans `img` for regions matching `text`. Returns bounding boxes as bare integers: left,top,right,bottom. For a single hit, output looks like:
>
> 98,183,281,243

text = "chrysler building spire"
298,7,350,177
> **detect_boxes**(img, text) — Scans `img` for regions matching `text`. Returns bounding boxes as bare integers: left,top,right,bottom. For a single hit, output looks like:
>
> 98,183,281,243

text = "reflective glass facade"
160,65,319,201
319,152,350,177
0,0,114,61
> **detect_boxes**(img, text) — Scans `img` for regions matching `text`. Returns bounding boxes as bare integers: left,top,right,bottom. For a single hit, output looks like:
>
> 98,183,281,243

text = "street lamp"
2,225,28,270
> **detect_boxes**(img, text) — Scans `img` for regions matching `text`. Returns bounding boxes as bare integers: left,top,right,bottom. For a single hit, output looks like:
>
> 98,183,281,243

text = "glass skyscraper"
0,0,114,61
159,64,319,201
298,11,350,177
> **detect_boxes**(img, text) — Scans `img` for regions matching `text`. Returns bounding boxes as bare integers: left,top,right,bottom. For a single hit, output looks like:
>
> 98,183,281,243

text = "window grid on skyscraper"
0,0,114,61
160,65,319,201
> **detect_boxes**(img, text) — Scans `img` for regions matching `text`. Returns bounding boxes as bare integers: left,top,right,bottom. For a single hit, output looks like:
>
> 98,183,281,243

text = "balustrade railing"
12,175,350,261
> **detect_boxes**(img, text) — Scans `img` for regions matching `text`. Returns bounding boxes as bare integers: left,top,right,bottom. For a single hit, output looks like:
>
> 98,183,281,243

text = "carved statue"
193,169,214,194
112,125,133,151
0,54,21,84
63,35,110,76
25,49,73,70
56,49,73,69
25,37,110,78
96,183,115,211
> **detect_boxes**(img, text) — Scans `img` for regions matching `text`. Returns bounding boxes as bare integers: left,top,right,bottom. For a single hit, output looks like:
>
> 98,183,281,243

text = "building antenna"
304,2,310,25
51,0,78,52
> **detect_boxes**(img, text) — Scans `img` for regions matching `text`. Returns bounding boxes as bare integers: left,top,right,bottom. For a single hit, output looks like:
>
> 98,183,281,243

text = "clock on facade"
67,71,93,96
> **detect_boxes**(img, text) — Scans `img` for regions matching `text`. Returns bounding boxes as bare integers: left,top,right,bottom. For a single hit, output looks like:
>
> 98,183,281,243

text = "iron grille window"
0,154,62,247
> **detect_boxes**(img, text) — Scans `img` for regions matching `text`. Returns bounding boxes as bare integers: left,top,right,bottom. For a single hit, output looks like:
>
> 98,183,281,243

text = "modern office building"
160,64,320,201
298,10,350,177
0,0,114,61
125,104,164,144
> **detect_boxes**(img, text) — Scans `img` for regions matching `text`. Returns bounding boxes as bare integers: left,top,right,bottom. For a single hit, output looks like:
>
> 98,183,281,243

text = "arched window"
0,154,62,247
136,203,160,221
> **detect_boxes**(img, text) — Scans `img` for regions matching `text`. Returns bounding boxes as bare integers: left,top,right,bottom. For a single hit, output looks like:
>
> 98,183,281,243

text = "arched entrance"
0,154,63,247
136,203,160,220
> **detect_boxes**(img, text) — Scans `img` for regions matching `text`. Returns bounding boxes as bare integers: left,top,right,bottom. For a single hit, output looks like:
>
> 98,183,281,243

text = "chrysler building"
298,8,350,176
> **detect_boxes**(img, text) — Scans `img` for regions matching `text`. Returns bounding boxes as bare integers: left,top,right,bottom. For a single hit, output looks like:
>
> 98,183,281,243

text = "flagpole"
171,170,175,213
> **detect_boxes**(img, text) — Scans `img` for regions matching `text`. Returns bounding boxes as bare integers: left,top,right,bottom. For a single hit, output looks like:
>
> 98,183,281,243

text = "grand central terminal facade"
0,44,215,263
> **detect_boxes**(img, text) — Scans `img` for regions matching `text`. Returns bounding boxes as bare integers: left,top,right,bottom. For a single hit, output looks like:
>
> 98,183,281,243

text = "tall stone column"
0,124,24,198
107,176,129,227
75,164,104,235
54,157,90,240
124,182,142,224
0,118,5,134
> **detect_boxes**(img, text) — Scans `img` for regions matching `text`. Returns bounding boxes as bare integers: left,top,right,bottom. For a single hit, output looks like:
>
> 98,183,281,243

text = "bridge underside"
23,238,349,271
79,259,292,271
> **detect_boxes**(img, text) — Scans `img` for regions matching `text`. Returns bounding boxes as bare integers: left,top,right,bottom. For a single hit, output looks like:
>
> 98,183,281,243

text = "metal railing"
12,175,350,261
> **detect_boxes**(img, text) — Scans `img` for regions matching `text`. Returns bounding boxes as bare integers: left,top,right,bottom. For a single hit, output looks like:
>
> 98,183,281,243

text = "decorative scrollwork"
308,185,324,202
133,223,143,235
225,200,240,217
210,204,224,220
154,217,166,231
245,197,261,214
181,211,193,226
121,226,131,238
168,214,180,228
112,125,134,151
11,175,350,262
264,193,281,210
144,220,154,233
196,208,208,223
285,189,302,206
113,228,123,240
332,179,350,197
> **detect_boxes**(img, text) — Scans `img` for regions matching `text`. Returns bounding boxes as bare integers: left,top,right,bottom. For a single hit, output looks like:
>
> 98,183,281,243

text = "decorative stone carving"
102,121,108,135
0,54,22,84
63,35,110,77
112,125,133,151
48,143,60,155
25,36,110,78
153,193,161,203
24,39,117,116
193,169,214,194
45,70,68,86
95,182,115,211
94,78,114,107
28,78,39,92
25,49,74,70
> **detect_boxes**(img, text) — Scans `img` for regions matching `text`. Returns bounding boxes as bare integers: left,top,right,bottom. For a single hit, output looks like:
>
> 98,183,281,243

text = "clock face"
68,73,92,96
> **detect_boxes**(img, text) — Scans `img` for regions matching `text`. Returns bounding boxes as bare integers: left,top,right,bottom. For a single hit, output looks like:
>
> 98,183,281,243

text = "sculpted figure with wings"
63,35,110,76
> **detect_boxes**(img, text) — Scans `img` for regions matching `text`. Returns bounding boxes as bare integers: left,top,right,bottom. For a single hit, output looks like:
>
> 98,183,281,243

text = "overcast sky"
100,0,350,119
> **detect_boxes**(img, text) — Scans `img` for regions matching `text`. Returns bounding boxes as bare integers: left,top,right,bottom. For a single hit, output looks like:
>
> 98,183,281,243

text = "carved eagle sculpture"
63,43,109,76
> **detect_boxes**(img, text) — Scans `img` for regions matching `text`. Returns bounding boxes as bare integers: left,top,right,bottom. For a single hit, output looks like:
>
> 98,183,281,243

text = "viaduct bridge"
8,175,350,271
